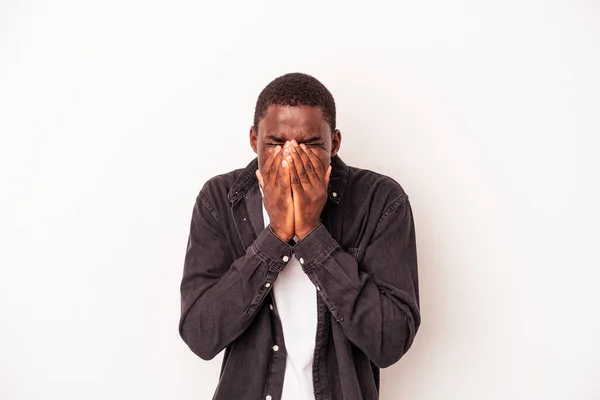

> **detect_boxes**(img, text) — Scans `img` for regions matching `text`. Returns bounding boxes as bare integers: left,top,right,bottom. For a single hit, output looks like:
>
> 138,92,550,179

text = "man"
179,73,420,400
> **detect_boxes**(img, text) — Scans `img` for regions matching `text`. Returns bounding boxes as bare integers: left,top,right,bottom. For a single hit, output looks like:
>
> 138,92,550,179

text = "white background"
1,0,599,399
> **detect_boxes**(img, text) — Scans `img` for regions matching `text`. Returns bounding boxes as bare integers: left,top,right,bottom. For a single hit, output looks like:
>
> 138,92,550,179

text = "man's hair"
253,72,336,131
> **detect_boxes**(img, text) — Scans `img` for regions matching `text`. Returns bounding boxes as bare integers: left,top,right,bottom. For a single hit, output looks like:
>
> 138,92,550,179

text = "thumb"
256,169,264,189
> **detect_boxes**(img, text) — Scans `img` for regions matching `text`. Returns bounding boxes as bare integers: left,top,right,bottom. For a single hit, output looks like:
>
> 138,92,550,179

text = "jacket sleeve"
179,191,292,360
293,194,420,368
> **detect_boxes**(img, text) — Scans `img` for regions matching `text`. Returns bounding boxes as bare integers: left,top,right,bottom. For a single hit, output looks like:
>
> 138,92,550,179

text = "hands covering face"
256,140,332,242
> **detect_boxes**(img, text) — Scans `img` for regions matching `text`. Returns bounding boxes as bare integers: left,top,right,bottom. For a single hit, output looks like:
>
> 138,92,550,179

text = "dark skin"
250,105,342,242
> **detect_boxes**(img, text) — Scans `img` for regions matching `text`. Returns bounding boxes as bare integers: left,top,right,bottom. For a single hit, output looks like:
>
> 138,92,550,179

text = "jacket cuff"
293,223,339,272
252,226,294,272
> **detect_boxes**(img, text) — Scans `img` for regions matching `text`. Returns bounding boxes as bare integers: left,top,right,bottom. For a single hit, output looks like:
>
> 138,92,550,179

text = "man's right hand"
256,145,295,242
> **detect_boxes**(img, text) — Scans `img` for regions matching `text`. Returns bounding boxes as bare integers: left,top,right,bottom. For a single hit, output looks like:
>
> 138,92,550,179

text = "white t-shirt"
261,201,318,400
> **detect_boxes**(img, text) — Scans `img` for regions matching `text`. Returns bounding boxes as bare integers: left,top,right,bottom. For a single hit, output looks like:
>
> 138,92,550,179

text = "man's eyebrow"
266,135,286,142
265,135,322,143
300,137,321,144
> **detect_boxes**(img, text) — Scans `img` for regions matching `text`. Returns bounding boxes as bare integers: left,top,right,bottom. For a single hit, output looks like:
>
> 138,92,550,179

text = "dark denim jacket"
179,155,420,400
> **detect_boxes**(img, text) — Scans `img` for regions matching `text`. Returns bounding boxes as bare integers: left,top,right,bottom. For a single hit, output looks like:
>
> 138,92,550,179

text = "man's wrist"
252,227,293,270
292,224,339,271
295,221,321,241
270,225,294,242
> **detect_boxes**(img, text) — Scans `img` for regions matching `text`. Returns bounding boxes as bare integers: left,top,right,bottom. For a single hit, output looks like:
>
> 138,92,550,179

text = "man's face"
250,105,341,173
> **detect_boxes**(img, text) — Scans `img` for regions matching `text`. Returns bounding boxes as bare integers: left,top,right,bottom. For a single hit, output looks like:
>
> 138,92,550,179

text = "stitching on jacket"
304,241,339,272
250,244,280,271
377,194,408,224
198,192,220,223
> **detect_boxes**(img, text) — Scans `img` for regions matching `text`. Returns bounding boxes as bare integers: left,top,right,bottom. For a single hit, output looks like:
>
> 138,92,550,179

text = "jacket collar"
228,154,349,205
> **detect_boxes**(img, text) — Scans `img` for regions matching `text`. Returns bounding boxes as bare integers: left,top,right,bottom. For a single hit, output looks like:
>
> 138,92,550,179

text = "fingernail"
282,160,288,167
292,140,298,147
287,155,293,162
275,146,281,153
300,144,307,150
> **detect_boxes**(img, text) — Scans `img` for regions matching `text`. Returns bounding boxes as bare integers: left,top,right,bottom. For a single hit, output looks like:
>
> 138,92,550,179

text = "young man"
179,73,420,400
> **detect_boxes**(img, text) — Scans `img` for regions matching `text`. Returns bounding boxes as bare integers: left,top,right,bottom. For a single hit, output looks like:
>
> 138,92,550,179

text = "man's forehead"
259,105,328,139
264,105,323,124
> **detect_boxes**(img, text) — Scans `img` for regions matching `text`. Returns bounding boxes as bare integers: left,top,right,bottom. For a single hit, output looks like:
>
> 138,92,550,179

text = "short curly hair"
253,73,336,131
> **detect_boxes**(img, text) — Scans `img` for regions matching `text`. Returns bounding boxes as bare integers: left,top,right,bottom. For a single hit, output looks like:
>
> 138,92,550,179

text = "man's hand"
285,141,332,241
256,146,295,242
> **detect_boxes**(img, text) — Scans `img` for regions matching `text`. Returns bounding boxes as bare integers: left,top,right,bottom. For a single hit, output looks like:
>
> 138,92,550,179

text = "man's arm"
179,190,291,360
294,195,420,369
284,140,420,368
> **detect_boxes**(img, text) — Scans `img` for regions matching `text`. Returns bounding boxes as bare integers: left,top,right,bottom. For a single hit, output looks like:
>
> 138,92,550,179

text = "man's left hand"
284,140,332,241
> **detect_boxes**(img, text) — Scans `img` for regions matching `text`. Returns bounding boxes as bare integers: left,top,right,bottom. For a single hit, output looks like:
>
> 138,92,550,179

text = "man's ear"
250,126,258,154
331,129,342,157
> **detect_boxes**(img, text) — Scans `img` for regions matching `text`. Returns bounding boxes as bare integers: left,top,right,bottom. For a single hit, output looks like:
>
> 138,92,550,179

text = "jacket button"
332,192,338,197
266,396,272,400
272,345,279,351
299,257,304,265
265,283,271,288
282,255,289,262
